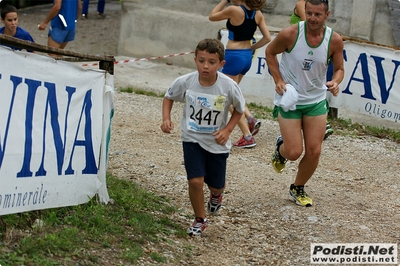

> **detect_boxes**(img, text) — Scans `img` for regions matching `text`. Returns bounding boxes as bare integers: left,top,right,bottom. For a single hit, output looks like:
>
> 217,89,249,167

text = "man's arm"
265,26,296,95
327,32,344,96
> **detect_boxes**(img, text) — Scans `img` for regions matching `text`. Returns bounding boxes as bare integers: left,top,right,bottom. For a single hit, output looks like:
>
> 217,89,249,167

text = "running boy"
161,38,246,236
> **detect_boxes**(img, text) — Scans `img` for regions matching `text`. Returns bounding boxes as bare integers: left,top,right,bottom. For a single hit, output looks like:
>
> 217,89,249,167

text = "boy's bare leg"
188,177,205,219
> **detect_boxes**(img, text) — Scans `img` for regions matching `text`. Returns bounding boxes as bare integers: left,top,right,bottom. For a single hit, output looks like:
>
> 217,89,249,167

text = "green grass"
326,117,400,142
118,87,134,93
118,86,164,97
0,174,188,265
247,102,274,120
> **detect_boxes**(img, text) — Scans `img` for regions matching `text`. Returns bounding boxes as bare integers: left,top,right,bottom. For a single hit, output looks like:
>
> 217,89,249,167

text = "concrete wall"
118,0,395,68
118,0,225,67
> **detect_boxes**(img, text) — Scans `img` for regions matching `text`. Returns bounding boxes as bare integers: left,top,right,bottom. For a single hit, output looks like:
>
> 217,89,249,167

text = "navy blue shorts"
221,48,253,76
182,142,229,189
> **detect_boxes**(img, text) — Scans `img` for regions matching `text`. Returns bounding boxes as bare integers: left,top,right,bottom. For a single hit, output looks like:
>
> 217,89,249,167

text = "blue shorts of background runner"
48,26,76,43
221,49,253,76
182,142,228,189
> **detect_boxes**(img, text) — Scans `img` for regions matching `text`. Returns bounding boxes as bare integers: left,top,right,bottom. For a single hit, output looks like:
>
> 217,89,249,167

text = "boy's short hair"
1,5,18,20
195,39,225,62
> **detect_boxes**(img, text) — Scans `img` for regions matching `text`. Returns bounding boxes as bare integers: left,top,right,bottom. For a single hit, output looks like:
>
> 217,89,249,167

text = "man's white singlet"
279,21,333,105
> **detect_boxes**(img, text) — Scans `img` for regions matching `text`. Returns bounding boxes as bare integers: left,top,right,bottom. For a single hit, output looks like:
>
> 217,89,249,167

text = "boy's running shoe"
187,217,207,236
324,123,334,140
233,135,256,148
207,192,223,214
271,135,287,173
248,117,261,136
289,184,313,207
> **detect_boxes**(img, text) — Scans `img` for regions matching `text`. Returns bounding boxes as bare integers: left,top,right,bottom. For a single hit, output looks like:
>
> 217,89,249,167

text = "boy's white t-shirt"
165,71,246,153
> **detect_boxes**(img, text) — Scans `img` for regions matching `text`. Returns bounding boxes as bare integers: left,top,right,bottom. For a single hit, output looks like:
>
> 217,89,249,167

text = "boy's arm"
212,109,243,146
160,97,174,133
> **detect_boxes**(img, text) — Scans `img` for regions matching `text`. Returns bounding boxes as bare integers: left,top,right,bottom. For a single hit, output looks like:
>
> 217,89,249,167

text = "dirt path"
107,92,400,265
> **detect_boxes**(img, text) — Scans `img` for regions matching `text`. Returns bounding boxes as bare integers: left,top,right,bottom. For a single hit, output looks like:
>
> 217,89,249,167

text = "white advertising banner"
336,42,400,124
0,46,113,215
221,30,400,126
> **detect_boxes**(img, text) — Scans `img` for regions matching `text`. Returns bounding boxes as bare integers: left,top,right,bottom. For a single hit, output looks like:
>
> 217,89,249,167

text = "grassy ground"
0,174,188,265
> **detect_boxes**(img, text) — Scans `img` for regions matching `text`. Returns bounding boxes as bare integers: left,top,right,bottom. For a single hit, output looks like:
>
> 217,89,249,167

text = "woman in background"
210,0,271,148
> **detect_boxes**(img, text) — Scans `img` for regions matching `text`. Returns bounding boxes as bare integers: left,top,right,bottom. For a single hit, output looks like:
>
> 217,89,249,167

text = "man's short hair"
306,0,329,12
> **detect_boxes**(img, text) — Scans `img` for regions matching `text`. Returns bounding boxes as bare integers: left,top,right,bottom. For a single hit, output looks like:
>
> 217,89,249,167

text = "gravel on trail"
107,92,400,265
